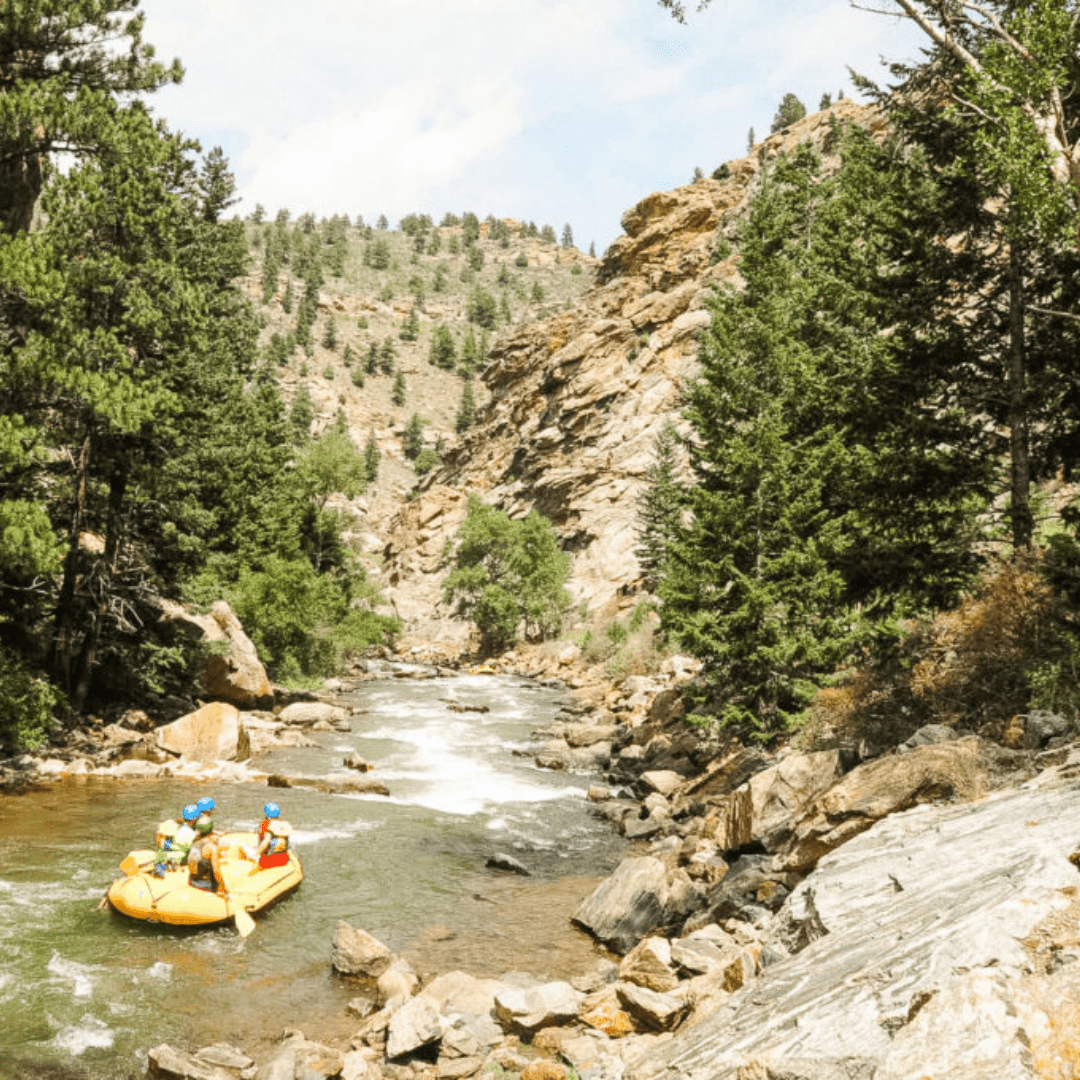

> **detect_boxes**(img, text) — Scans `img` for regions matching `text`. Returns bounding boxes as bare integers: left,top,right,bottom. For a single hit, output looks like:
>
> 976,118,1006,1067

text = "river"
0,672,629,1079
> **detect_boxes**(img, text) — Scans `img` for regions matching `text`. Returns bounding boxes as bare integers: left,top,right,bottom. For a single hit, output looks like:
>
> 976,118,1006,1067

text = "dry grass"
806,555,1059,753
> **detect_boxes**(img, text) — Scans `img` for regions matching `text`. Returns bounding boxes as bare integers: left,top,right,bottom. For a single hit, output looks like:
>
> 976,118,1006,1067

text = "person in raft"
255,802,292,869
174,803,199,860
194,796,216,837
187,825,222,892
152,819,184,877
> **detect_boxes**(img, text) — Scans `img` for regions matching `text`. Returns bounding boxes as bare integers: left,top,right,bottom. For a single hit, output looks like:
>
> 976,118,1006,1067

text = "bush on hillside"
443,497,571,653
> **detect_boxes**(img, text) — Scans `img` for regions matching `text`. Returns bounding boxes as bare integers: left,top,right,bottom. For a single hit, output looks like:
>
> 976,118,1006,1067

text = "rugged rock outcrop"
379,102,888,627
159,600,273,710
627,762,1080,1080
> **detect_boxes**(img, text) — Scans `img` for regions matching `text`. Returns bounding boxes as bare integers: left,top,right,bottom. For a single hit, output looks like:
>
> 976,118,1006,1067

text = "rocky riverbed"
8,638,1080,1080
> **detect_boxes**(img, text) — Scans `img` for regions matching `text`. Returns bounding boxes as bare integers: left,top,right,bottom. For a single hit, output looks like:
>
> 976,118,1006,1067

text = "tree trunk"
1007,243,1033,551
51,430,92,704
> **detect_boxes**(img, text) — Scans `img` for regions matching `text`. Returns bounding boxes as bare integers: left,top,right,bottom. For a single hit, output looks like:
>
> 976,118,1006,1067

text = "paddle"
227,893,255,938
119,850,156,876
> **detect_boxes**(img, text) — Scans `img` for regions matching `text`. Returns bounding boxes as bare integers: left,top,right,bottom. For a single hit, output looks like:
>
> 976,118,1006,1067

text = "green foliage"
414,447,440,475
363,432,380,483
468,287,498,328
443,497,571,652
392,371,406,407
635,425,683,589
770,92,806,132
514,251,528,268
659,131,992,739
455,380,477,433
429,324,456,369
399,307,420,341
403,414,425,460
0,651,62,754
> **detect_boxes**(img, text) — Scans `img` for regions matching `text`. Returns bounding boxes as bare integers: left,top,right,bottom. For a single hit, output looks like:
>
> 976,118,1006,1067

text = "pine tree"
770,93,807,132
561,223,574,248
634,426,683,589
323,316,338,351
399,308,420,342
0,1,184,236
747,127,756,152
429,325,457,370
363,431,380,482
403,414,425,460
455,380,477,433
392,371,406,407
660,132,993,736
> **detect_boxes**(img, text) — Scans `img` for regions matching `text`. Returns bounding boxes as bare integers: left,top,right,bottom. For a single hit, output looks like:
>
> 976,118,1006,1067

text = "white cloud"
139,0,931,245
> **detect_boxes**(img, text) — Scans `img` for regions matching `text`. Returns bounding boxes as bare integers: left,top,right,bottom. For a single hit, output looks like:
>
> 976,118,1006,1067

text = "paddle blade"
234,905,255,938
119,854,141,876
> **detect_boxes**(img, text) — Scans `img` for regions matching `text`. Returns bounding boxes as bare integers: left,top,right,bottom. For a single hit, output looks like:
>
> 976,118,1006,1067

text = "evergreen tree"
770,92,806,132
634,425,683,589
377,213,388,229
468,287,498,329
366,342,380,375
429,324,457,369
363,431,380,483
0,0,184,236
378,338,396,375
403,414,425,460
659,133,992,737
747,127,756,152
323,316,338,351
455,380,477,433
589,241,596,258
540,224,557,244
561,223,574,247
290,384,315,441
392,371,406,407
399,307,420,341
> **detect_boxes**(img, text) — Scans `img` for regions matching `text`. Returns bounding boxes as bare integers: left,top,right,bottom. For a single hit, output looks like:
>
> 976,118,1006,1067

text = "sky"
138,0,927,253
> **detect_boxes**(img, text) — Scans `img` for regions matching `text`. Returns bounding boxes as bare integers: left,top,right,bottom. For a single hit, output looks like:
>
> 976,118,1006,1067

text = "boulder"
386,995,442,1059
711,749,842,854
420,970,506,1020
779,739,1033,873
194,1045,253,1071
344,752,373,772
256,1033,343,1080
619,936,680,992
155,702,250,763
564,723,620,748
640,770,684,797
147,1044,231,1080
572,855,702,954
278,701,350,726
330,922,393,979
615,983,688,1032
494,981,583,1036
160,599,272,709
377,957,419,1010
486,852,530,875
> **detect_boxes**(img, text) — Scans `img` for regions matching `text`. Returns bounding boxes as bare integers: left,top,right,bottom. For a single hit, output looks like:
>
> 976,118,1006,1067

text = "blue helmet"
197,796,215,814
263,802,281,818
182,803,199,822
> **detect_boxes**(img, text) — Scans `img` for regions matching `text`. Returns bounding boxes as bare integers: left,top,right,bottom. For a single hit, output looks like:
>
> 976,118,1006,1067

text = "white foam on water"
51,1014,114,1056
143,962,172,982
47,952,97,999
290,820,378,844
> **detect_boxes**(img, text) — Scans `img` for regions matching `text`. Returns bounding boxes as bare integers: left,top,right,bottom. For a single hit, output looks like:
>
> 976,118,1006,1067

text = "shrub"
443,497,571,652
0,652,63,755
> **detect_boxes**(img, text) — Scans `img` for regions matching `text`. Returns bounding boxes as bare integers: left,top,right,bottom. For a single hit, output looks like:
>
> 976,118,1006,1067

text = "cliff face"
379,101,888,638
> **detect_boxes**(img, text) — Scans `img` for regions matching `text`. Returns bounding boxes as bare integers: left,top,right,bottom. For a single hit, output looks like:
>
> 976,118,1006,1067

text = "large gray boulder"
493,981,583,1036
256,1033,343,1080
155,701,250,763
627,762,1080,1080
330,922,393,979
386,996,443,1059
159,599,273,710
572,855,702,954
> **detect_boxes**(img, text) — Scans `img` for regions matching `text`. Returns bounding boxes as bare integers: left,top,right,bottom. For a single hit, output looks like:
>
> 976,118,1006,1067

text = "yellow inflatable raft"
106,831,303,928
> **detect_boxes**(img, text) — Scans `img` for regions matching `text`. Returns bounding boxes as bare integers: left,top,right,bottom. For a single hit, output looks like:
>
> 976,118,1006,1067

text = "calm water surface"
0,673,627,1079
